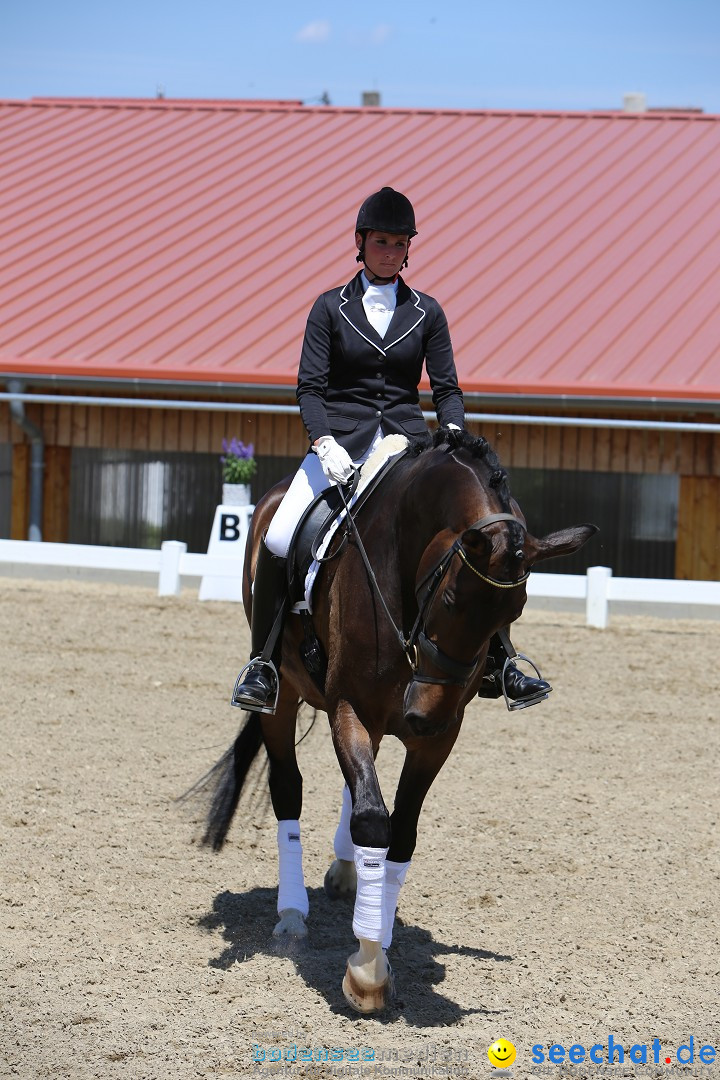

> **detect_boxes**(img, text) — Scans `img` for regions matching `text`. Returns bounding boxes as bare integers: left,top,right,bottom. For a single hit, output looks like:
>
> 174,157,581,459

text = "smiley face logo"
487,1039,517,1068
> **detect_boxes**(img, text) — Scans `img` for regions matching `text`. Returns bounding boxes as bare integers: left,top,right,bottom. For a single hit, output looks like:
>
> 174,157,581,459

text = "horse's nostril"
404,710,449,738
405,710,427,734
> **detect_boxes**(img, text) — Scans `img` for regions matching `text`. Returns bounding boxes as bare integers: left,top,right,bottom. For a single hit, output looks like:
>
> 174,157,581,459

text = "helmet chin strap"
362,266,398,285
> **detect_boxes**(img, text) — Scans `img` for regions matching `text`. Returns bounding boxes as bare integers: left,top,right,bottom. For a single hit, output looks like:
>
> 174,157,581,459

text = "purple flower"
220,438,257,483
221,437,254,460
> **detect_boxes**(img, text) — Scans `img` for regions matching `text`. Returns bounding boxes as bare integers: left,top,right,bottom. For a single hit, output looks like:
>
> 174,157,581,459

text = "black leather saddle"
286,447,408,691
287,448,408,606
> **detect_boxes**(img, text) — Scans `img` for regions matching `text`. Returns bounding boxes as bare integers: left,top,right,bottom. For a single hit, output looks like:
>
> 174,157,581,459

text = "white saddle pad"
294,434,408,613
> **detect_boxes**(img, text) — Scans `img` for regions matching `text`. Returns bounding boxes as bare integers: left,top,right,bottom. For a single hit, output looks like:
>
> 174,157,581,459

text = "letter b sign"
199,503,253,602
220,513,241,542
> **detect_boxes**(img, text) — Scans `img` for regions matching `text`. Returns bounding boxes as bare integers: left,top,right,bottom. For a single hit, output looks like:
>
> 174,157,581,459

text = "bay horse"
199,428,596,1014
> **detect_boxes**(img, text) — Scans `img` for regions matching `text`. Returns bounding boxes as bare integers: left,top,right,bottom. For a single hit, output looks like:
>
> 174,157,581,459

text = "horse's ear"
527,523,599,564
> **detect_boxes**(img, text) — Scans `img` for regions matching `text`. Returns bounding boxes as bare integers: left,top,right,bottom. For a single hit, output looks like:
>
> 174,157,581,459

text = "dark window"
69,449,298,552
66,450,680,578
509,468,678,578
0,443,11,538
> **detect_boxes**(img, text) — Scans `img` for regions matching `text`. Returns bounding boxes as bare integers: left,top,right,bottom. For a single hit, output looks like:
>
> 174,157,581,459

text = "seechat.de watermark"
530,1035,717,1068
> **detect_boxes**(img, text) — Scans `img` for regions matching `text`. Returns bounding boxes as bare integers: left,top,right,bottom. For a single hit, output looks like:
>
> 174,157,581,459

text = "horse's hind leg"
324,784,357,899
261,683,308,941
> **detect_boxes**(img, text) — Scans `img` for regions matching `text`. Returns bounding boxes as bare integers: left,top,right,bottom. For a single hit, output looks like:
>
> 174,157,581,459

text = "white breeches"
265,427,385,558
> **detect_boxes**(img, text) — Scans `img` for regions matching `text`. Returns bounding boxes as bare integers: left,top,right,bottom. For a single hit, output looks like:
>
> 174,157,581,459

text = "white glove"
313,436,355,484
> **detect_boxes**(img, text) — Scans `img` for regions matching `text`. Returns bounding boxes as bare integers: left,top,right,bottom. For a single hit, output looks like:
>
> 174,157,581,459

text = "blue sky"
3,0,719,114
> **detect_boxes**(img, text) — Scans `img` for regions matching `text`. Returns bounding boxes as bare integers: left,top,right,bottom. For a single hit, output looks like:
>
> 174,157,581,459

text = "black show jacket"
296,272,465,459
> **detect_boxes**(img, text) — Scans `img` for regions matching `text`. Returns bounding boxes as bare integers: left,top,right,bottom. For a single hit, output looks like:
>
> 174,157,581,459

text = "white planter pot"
222,482,251,506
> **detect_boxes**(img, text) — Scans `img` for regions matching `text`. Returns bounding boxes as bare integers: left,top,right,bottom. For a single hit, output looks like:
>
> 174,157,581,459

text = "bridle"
405,512,529,688
337,486,530,689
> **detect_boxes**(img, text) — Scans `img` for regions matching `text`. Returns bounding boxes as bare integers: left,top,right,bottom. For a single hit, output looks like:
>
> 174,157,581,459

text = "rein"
337,484,529,687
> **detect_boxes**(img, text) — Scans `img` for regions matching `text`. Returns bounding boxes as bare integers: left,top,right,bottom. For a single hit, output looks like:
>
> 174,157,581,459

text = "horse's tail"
199,713,265,852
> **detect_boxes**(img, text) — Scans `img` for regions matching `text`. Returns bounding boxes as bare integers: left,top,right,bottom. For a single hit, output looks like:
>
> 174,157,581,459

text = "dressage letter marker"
198,501,254,602
219,513,242,542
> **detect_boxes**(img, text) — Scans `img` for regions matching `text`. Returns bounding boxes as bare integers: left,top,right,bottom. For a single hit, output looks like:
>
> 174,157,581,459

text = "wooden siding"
2,399,719,476
0,400,310,458
43,446,72,543
469,416,720,478
676,476,720,580
2,398,719,578
10,442,29,540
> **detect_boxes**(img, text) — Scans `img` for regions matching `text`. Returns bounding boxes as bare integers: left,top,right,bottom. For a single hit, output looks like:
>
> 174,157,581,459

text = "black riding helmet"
355,187,417,274
355,186,418,237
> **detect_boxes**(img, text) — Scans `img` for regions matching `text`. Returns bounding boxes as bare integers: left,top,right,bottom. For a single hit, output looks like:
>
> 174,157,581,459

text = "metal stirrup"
231,658,280,715
501,653,550,712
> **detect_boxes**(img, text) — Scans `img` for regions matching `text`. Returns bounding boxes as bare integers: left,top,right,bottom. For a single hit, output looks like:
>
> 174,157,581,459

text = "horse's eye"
442,589,455,608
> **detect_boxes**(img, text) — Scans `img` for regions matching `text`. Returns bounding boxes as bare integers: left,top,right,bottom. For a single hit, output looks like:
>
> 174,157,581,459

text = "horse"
198,427,597,1014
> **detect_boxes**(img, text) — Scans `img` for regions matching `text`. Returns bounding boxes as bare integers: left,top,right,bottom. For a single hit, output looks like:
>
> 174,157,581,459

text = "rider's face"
357,230,410,279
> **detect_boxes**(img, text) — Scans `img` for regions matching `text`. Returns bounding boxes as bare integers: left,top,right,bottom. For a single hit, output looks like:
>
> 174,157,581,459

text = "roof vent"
623,92,647,113
362,91,381,107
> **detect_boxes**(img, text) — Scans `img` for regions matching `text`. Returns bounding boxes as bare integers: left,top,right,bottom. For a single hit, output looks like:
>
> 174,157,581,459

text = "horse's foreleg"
261,686,308,939
331,701,390,938
330,701,393,1012
389,732,460,861
382,731,461,948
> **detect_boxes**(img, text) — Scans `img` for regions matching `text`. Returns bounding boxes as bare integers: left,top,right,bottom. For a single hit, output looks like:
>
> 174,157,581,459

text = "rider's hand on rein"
313,436,356,484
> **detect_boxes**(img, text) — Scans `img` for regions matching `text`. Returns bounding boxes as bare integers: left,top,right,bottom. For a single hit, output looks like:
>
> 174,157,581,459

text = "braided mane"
423,427,512,506
405,426,523,574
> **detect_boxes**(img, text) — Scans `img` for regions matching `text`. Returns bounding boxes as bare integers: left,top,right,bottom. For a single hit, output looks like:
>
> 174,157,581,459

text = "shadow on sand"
197,885,511,1026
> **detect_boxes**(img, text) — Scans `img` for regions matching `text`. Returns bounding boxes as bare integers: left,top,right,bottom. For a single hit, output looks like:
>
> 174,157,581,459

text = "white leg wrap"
277,820,309,917
382,860,411,949
333,785,355,862
352,846,388,943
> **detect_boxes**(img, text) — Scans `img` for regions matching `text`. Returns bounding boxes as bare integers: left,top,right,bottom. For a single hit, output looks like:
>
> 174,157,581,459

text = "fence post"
586,565,612,629
158,540,187,596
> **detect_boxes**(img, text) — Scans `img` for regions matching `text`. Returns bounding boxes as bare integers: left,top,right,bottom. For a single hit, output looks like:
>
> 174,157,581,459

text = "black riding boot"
231,539,288,714
477,629,552,710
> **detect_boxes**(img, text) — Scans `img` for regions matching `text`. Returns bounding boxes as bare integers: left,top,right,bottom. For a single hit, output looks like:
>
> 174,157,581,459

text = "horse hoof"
272,908,308,940
324,859,357,900
342,962,394,1015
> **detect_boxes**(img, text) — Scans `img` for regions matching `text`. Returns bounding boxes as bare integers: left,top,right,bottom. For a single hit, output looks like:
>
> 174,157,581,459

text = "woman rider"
231,187,550,713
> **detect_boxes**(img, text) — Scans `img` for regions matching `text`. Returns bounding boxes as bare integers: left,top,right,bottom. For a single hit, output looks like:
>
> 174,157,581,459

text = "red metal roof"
1,97,719,405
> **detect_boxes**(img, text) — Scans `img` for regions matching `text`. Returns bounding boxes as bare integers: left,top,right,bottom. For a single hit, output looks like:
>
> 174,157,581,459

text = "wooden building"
1,98,719,578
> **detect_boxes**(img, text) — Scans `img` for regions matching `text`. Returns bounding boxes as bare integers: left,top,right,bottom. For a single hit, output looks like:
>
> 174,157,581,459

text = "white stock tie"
362,283,396,339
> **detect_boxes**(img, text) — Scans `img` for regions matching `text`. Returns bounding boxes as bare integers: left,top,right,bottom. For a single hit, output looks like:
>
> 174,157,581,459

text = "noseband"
407,513,530,688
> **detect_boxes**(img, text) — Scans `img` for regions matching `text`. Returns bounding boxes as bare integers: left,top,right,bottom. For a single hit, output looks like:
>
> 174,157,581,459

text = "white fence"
0,538,242,600
1,539,720,628
527,565,720,627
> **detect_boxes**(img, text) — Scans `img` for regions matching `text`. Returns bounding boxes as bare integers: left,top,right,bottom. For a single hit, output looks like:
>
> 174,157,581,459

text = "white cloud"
370,24,392,45
296,20,331,44
342,24,393,47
